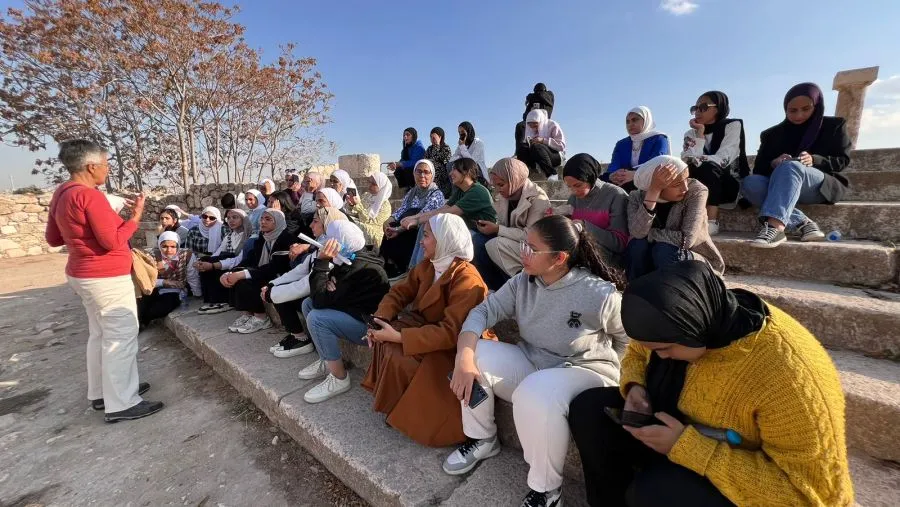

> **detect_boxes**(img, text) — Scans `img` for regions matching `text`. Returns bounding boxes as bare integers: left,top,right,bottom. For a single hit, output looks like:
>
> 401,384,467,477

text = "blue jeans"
741,161,826,229
471,231,510,291
301,298,368,362
624,238,694,281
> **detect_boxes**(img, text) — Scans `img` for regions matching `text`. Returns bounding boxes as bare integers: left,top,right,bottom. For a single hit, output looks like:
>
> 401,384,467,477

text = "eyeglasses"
415,169,433,176
519,241,560,258
201,214,216,221
690,103,718,114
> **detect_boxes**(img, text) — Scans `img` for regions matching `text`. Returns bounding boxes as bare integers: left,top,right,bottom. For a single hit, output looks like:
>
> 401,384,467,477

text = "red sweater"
45,182,137,278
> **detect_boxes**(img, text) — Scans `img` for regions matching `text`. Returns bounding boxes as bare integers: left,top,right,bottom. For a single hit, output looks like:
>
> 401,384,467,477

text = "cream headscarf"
198,206,223,253
367,172,393,220
331,169,357,194
489,157,530,199
259,178,275,195
259,209,287,266
157,231,181,258
314,207,349,240
633,155,689,203
323,221,366,254
317,188,344,209
223,208,250,253
628,106,665,143
525,109,552,140
427,214,473,282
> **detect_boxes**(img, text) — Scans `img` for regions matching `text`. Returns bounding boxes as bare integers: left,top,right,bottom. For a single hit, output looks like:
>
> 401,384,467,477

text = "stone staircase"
164,148,900,506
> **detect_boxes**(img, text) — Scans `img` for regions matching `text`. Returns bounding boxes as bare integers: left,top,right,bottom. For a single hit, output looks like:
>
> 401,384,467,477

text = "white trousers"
67,275,143,413
186,258,202,296
462,340,611,492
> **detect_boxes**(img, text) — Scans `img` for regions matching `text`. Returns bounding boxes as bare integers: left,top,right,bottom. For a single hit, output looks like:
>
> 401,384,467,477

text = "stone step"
165,304,900,506
718,202,900,242
713,233,899,288
725,276,900,361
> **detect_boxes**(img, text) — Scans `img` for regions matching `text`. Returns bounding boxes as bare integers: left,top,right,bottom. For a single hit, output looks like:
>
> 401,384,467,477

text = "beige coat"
485,180,551,275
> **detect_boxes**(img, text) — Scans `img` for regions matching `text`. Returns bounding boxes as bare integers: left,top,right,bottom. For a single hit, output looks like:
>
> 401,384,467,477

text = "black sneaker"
91,382,151,411
521,488,563,507
104,400,164,423
273,334,315,358
797,220,826,242
751,223,786,249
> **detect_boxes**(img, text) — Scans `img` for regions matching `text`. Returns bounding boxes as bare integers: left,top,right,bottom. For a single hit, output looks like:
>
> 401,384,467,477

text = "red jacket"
45,182,137,278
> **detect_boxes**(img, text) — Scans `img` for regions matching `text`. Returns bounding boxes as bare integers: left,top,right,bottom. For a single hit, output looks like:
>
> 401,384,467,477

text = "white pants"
67,275,143,413
186,258,202,296
462,340,611,492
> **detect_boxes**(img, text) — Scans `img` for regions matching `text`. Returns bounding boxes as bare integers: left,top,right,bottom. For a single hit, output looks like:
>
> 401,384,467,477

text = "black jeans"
394,166,415,189
137,289,180,326
471,231,511,291
516,142,562,178
689,161,739,207
568,387,734,507
230,277,267,314
624,238,694,282
274,298,306,334
379,228,419,277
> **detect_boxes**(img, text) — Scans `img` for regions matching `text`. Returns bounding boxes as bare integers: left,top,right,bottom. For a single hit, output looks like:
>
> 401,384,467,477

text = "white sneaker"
547,174,559,182
236,316,273,334
303,373,351,403
298,358,328,380
442,436,501,475
228,314,252,332
707,220,720,236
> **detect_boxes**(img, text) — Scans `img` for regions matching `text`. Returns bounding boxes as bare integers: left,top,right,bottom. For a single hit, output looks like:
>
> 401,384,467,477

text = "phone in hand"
363,314,383,330
346,188,358,198
448,372,488,409
603,407,661,428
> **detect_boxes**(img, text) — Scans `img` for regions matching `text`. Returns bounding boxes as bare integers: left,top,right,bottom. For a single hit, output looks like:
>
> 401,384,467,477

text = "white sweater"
450,138,488,181
681,121,742,169
267,253,333,304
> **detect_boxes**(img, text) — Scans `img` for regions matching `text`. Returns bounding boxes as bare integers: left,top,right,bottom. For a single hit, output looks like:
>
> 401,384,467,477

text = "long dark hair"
531,215,626,290
458,121,476,147
160,209,180,231
268,190,297,213
450,157,480,184
401,127,418,160
431,126,447,148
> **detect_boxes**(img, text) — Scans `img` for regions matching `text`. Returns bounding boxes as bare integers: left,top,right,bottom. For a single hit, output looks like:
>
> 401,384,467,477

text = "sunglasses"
690,103,718,114
201,214,217,221
519,241,560,258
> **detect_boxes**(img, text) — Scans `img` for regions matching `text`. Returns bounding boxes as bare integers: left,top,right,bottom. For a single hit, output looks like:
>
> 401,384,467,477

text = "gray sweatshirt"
461,267,628,384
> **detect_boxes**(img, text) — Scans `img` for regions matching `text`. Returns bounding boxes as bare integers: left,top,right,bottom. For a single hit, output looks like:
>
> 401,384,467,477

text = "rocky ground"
0,253,366,506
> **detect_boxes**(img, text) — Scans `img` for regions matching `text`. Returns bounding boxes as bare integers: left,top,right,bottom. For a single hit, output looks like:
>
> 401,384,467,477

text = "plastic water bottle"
179,290,188,309
826,230,842,242
338,243,357,263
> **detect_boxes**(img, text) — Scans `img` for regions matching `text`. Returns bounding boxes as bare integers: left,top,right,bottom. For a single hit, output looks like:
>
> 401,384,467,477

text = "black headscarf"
401,127,418,161
430,126,448,148
621,261,768,419
782,82,826,154
697,90,751,178
562,153,601,187
458,121,476,148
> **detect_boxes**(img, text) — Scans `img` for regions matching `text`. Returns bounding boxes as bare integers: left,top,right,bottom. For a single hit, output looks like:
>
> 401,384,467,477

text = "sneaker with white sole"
298,359,328,380
442,436,501,475
751,223,786,248
236,316,272,334
707,220,720,236
270,334,295,353
797,220,826,242
273,334,315,358
201,303,231,315
521,488,563,507
547,174,559,182
228,314,252,332
303,373,351,403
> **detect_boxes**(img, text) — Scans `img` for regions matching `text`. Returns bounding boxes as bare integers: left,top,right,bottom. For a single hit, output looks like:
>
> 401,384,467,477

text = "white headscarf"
428,214,473,281
259,178,275,195
164,204,190,219
367,172,393,220
633,155,689,203
331,169,357,194
198,206,223,253
628,106,665,143
245,189,266,236
323,221,366,255
157,231,180,258
525,109,552,139
318,187,344,209
223,208,250,253
259,209,287,266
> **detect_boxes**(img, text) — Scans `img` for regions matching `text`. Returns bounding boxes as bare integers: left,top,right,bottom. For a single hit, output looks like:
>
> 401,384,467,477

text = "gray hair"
58,139,108,174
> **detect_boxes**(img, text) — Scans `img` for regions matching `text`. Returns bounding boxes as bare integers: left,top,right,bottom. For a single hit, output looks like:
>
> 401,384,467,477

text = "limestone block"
0,238,20,251
38,195,52,206
833,66,879,89
39,212,48,223
340,154,380,178
11,195,35,204
337,154,358,176
1,225,15,235
144,230,159,248
0,203,13,215
5,248,26,258
22,204,43,213
26,246,43,256
200,196,215,207
10,212,28,222
0,216,7,226
25,214,38,223
47,246,64,254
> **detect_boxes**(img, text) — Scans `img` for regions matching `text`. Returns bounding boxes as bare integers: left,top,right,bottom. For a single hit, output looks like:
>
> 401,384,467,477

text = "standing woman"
625,155,724,281
138,231,192,328
449,122,488,183
444,215,628,507
681,91,751,236
184,206,224,297
44,139,163,422
518,109,567,181
344,172,393,249
603,106,671,192
743,82,851,248
389,127,426,190
425,127,454,197
196,208,251,314
363,214,488,447
568,261,853,507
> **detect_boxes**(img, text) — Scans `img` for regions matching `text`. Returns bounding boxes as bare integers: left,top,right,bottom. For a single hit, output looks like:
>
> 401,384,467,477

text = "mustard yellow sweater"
619,304,853,506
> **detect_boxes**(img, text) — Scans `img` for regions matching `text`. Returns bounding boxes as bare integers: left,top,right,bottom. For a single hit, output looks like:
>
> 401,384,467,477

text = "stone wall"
0,192,62,258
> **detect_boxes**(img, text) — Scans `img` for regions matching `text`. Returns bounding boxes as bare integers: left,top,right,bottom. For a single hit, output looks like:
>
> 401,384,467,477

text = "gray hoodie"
461,267,628,384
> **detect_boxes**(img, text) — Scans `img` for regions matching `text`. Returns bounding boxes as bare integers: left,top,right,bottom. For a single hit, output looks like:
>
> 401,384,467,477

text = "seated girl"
625,155,724,281
517,109,567,181
244,189,266,237
138,231,192,329
297,222,391,403
219,209,294,335
568,261,853,507
443,215,628,507
449,122,488,184
424,127,453,197
743,82,851,248
558,153,629,265
602,106,670,192
267,190,307,238
258,178,276,201
328,169,358,199
681,91,751,236
158,208,189,246
362,214,488,447
388,128,426,190
263,206,348,358
298,171,323,218
472,158,551,290
196,209,251,314
184,206,224,297
379,160,446,278
343,172,393,249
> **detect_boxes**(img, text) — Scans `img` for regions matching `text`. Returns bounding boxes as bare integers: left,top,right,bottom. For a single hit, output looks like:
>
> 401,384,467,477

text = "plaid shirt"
152,249,192,289
184,225,226,255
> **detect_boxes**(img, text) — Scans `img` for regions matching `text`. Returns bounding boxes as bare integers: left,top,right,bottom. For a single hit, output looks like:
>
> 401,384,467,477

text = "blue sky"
2,0,899,189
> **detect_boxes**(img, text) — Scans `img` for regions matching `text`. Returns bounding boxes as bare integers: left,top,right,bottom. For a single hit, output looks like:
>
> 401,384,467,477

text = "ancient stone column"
338,154,381,178
832,66,879,148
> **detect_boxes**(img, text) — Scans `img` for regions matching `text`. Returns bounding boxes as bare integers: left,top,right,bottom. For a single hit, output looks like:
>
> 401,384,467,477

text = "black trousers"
199,268,231,304
394,166,415,189
568,387,734,507
689,161,739,207
380,228,418,277
137,289,180,326
274,298,306,334
230,277,267,314
516,142,562,178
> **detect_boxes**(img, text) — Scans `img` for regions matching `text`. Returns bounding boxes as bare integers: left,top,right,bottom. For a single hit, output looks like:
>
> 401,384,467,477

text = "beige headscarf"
428,213,474,282
489,157,530,199
315,206,348,238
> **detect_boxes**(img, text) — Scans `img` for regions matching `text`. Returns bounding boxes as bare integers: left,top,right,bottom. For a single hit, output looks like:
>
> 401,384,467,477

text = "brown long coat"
361,258,487,447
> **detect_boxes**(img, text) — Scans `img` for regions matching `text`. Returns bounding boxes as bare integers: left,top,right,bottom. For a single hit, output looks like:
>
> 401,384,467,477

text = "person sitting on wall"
601,106,670,193
388,127,426,190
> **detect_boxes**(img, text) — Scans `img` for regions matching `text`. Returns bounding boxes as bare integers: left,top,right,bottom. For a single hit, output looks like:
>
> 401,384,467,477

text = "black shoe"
104,400,164,423
273,334,315,358
91,382,151,411
521,488,562,507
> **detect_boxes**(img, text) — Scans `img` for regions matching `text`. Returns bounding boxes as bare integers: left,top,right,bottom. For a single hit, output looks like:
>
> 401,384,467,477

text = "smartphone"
603,407,661,428
447,372,488,409
362,314,383,330
346,188,358,198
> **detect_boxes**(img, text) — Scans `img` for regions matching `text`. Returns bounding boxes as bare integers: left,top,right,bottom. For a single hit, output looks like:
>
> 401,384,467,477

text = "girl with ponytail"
444,214,629,505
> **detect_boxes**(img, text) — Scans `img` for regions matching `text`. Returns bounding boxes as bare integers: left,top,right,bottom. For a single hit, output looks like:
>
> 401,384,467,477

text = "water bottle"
338,243,357,263
179,290,188,309
826,230,842,242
